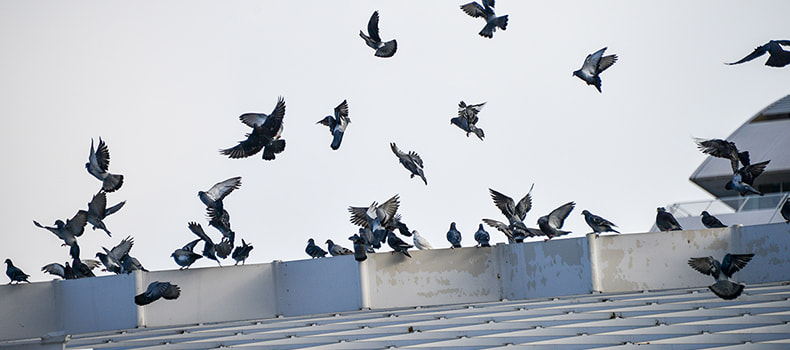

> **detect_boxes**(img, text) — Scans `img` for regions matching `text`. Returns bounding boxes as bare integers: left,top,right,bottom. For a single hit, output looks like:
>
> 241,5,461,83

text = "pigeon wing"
726,44,768,65
688,256,717,276
548,202,576,229
721,253,754,277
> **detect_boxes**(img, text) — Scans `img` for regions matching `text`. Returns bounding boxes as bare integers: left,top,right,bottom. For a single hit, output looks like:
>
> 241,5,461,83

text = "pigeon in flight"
221,97,286,161
232,239,254,265
317,100,351,150
387,231,413,258
483,186,535,243
412,230,433,250
726,40,790,68
135,281,181,306
85,191,125,237
573,47,618,93
538,202,576,240
86,138,124,193
348,234,368,262
305,238,328,259
360,11,397,58
390,143,427,185
581,210,619,238
460,0,508,39
42,262,77,280
5,259,30,284
688,253,754,300
701,211,727,229
348,194,401,249
171,238,203,270
781,198,790,223
451,101,486,140
694,138,750,173
473,224,490,247
34,210,88,247
326,239,353,257
656,207,682,231
446,222,462,248
188,222,221,266
726,160,770,196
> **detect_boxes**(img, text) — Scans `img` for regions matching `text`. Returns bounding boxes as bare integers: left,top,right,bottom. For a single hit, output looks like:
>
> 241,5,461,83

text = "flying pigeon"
688,253,754,300
484,186,535,243
460,0,508,39
473,223,490,247
188,222,221,266
42,262,77,280
726,40,790,68
305,238,328,259
326,239,353,257
386,231,412,258
348,234,368,262
656,207,682,231
781,198,790,223
694,138,750,173
232,239,254,265
135,281,181,306
33,210,88,247
726,160,770,196
86,138,124,192
390,143,427,185
317,100,351,150
446,222,462,248
5,259,30,284
348,194,401,249
221,97,286,161
412,230,433,250
451,101,486,140
701,211,727,229
85,191,126,237
537,202,576,240
360,11,397,58
573,47,618,93
171,238,203,270
581,210,619,238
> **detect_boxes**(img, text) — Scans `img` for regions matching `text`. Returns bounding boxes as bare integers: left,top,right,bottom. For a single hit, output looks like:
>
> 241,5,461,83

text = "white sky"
1,1,788,281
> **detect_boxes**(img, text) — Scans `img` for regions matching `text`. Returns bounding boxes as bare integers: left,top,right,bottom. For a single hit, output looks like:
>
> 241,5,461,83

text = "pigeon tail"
708,280,745,300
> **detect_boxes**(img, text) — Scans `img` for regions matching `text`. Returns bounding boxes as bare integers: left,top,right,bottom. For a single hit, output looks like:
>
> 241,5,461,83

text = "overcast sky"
1,1,788,281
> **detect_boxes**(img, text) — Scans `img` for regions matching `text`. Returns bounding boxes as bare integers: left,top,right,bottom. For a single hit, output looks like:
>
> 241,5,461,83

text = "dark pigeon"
446,222,462,248
221,97,286,160
390,143,427,185
726,40,790,68
581,210,619,238
135,281,181,306
726,160,770,196
33,210,88,247
656,207,682,231
348,234,368,262
305,238,328,259
537,202,576,240
171,238,203,270
317,100,351,150
688,253,754,300
451,101,485,140
484,186,534,243
360,11,397,58
232,239,254,265
387,231,412,258
326,239,353,257
701,211,727,229
5,259,30,284
781,198,790,223
85,138,124,192
573,47,618,93
85,191,125,237
473,223,490,247
460,0,508,38
188,222,221,266
694,138,750,173
42,262,77,280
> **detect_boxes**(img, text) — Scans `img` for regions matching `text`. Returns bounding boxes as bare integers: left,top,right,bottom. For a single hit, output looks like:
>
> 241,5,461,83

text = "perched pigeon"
537,202,576,240
326,239,353,257
473,224,490,247
656,207,682,231
171,238,203,270
33,210,88,247
701,211,727,228
188,222,221,266
348,234,368,262
305,238,328,259
726,40,790,68
390,143,427,185
412,230,433,250
5,259,30,284
694,138,750,173
232,239,254,265
135,281,181,306
484,186,534,243
360,11,397,58
446,222,462,248
781,198,790,223
581,210,619,238
85,191,125,237
317,100,351,150
386,231,412,258
348,194,401,249
573,47,618,93
42,262,77,280
221,97,286,161
85,138,124,192
97,236,134,274
451,101,485,140
688,253,754,300
726,160,770,196
460,0,508,39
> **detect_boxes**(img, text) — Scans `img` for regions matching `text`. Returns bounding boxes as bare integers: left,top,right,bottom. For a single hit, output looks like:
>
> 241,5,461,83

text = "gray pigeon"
348,194,401,249
348,234,368,262
537,202,576,240
42,262,76,280
446,222,462,248
85,191,125,237
386,231,412,258
135,281,181,306
5,259,30,284
726,160,770,196
360,11,397,58
726,40,790,67
573,47,618,93
326,239,353,257
232,239,254,265
473,224,490,247
171,238,203,270
701,211,727,228
484,186,534,243
460,0,508,39
412,230,433,250
451,101,486,140
85,138,124,192
317,100,351,150
656,207,682,231
306,238,328,259
781,198,790,223
188,222,221,266
33,210,88,247
581,210,619,238
221,97,286,160
688,253,754,300
390,143,427,185
694,138,750,173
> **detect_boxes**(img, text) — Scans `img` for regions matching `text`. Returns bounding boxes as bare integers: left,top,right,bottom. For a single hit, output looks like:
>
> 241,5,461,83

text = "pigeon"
573,47,618,93
726,40,790,68
473,224,490,247
537,202,576,240
701,211,727,228
120,254,147,274
694,138,750,173
451,101,485,140
135,281,181,306
221,97,286,161
726,160,770,196
33,210,88,247
188,222,221,266
85,191,126,237
688,253,754,300
171,238,203,270
326,239,353,257
348,234,368,262
317,100,351,150
305,238,328,259
484,186,535,243
581,210,619,238
446,222,462,248
5,259,30,284
412,230,433,250
42,262,77,280
460,0,508,39
232,239,254,265
656,207,682,231
386,231,412,258
348,194,401,249
360,11,397,58
390,143,427,185
781,198,790,223
85,138,124,192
